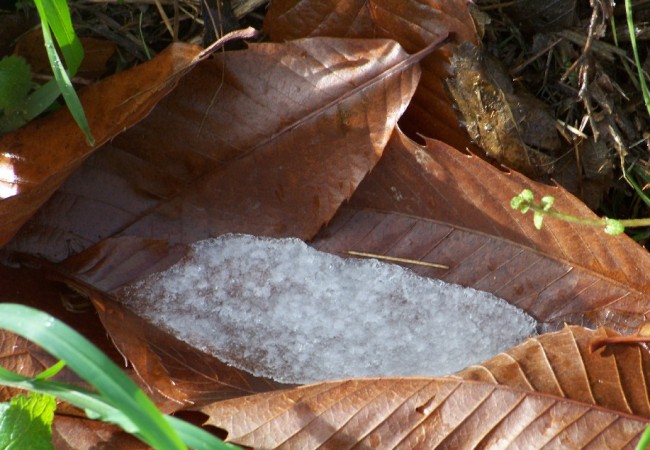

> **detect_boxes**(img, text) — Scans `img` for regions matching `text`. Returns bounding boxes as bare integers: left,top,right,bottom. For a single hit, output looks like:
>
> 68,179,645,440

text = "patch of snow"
117,234,537,384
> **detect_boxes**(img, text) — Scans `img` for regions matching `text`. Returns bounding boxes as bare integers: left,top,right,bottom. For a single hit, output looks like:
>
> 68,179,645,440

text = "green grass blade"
0,371,238,449
33,9,95,144
166,416,239,450
33,360,66,380
24,80,63,118
0,304,183,450
33,0,83,74
636,424,650,450
626,0,650,117
0,366,141,434
0,365,236,449
0,366,145,436
626,167,650,209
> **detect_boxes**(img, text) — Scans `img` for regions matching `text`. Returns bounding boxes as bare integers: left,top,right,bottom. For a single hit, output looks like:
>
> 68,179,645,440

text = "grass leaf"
0,304,183,449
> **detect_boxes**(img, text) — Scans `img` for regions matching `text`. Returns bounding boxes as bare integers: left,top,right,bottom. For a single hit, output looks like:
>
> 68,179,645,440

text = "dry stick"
510,37,563,77
590,335,650,353
346,251,449,270
153,0,175,39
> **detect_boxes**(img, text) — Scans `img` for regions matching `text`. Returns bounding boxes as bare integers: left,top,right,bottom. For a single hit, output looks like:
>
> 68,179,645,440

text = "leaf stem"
530,205,607,227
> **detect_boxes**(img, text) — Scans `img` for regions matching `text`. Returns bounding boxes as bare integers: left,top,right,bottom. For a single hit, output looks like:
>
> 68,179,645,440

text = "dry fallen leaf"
264,0,480,151
2,2,650,446
458,325,650,418
446,42,559,177
52,416,147,450
0,330,60,401
201,365,648,448
0,264,123,396
313,129,650,334
195,326,650,449
5,36,430,261
92,295,291,410
0,42,204,248
0,264,154,446
43,237,290,409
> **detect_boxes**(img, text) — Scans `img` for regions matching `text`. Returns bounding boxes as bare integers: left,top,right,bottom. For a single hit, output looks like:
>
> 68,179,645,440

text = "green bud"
520,189,534,203
540,196,555,211
510,196,530,213
604,218,625,235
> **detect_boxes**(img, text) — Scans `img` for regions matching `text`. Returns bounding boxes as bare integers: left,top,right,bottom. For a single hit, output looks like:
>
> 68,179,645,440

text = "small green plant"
0,304,238,450
0,0,94,144
0,391,56,448
509,189,650,235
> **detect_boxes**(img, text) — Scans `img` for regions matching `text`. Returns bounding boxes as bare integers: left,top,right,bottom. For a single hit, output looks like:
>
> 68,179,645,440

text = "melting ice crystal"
118,234,538,384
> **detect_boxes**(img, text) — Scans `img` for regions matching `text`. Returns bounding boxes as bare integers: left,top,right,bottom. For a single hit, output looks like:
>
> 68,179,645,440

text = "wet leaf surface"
0,43,204,248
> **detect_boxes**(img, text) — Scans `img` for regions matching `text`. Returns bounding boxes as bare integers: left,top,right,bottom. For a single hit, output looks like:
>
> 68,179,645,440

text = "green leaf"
0,365,141,434
511,192,531,213
0,79,65,134
540,195,555,211
0,392,55,450
34,360,66,380
520,189,534,203
0,55,31,113
510,195,524,210
533,211,545,230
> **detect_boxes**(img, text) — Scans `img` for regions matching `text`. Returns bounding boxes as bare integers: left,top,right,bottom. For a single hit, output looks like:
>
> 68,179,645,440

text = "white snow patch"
117,234,537,384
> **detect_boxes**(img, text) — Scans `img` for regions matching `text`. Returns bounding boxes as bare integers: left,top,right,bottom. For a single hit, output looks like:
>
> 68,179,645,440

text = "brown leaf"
0,264,123,401
201,374,648,449
264,0,480,151
2,251,285,415
92,295,291,410
0,330,59,401
0,42,204,248
6,37,426,261
446,42,559,177
457,325,650,419
54,237,190,293
198,326,650,448
264,0,376,40
52,416,147,450
32,237,290,408
312,130,650,333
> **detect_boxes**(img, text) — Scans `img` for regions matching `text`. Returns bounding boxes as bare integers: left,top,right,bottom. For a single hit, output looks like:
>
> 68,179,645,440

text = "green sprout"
511,189,631,236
